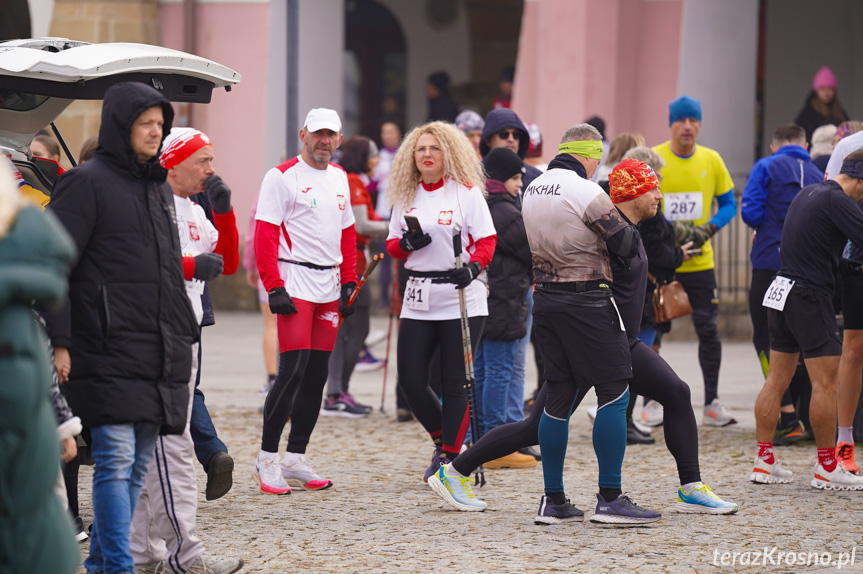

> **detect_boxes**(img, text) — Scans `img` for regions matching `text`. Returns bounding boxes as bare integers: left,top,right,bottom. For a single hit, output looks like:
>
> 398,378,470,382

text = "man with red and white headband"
253,108,358,495
131,127,243,574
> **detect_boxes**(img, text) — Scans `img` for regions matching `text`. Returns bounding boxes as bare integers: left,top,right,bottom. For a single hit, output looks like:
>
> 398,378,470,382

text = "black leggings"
261,349,330,454
453,340,701,485
397,316,484,457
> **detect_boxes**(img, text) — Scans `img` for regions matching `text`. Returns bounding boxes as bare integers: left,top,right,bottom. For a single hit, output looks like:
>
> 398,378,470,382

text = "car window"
0,90,49,111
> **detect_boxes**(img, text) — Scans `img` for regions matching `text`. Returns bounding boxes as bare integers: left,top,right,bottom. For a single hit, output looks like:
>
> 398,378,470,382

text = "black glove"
399,229,432,252
840,258,863,276
192,253,223,281
268,286,297,315
204,175,232,214
691,222,718,248
340,282,357,318
432,261,482,289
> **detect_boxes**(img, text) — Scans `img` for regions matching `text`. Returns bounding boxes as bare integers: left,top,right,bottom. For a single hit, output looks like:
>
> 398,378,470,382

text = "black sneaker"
205,451,234,501
519,446,542,461
396,408,414,422
590,493,661,525
73,516,88,542
534,495,584,525
626,420,655,445
773,420,806,446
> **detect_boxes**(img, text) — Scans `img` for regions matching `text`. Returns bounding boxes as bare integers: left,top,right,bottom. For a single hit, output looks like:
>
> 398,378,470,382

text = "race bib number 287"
664,192,703,221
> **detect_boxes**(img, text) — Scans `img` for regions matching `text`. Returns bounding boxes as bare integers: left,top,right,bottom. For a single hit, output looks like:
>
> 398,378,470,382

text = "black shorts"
841,273,863,330
768,286,841,358
532,288,631,386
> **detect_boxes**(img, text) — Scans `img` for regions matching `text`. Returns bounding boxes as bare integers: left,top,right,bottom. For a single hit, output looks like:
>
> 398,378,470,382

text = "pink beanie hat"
812,66,838,91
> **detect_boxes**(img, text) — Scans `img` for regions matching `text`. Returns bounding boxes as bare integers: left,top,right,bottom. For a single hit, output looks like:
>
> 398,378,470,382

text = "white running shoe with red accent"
253,454,292,495
811,461,863,491
750,456,793,484
281,453,334,491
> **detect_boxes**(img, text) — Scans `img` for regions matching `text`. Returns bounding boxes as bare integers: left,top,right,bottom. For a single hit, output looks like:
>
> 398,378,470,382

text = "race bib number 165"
762,276,794,311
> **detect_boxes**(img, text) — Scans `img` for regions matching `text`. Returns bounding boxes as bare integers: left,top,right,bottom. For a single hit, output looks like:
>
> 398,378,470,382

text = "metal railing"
711,188,752,307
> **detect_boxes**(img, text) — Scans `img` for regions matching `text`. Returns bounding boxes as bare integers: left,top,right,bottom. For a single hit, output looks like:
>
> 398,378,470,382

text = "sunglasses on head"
497,129,519,140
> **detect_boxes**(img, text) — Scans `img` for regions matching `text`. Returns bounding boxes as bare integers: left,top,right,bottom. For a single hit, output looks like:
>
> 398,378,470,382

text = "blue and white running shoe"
675,482,738,514
428,463,487,512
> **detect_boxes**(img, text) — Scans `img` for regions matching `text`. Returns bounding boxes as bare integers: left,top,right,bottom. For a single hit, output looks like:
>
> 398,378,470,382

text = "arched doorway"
345,0,406,140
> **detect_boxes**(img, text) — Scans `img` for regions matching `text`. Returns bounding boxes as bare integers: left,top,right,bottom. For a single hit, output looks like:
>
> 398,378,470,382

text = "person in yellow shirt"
652,95,738,428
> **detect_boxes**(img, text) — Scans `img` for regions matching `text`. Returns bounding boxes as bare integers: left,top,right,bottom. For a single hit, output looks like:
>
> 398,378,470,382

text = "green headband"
558,140,604,159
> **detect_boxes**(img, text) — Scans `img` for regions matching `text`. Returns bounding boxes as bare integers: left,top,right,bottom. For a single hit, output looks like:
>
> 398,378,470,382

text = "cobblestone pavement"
73,312,863,573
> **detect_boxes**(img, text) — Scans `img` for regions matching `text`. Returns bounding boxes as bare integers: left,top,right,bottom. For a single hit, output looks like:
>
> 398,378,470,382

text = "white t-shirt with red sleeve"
173,194,219,325
387,179,496,320
255,156,356,303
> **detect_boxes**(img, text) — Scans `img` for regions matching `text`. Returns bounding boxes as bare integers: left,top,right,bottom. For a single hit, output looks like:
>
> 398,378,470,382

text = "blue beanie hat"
669,95,702,125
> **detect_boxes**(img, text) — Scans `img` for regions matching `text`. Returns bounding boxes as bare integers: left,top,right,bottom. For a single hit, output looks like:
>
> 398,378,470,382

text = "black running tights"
397,316,484,457
261,349,330,454
454,339,701,485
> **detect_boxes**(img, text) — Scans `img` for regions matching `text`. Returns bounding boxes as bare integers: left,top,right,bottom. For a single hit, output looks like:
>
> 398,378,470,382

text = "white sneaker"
186,555,244,574
702,398,737,427
586,405,597,423
640,400,664,427
750,456,793,484
281,452,333,491
632,419,652,435
253,453,291,495
365,329,387,347
811,461,863,491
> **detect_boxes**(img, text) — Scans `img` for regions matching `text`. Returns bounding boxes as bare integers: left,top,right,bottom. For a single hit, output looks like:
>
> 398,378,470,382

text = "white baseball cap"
303,108,342,133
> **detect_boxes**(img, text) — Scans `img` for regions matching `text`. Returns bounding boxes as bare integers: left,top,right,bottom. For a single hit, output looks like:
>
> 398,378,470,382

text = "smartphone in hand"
405,215,423,234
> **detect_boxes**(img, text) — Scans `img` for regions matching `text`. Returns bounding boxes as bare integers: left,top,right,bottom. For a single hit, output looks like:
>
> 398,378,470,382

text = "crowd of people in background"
7,62,863,574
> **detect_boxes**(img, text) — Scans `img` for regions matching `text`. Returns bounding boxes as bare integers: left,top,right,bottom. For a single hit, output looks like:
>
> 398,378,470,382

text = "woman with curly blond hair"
386,121,497,488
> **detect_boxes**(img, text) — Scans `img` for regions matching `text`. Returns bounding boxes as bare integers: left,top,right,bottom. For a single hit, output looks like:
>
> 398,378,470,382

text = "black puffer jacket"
638,203,683,330
48,82,198,434
483,180,531,340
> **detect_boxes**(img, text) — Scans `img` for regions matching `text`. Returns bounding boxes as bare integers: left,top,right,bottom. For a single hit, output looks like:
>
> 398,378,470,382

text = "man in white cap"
253,108,358,494
131,127,243,574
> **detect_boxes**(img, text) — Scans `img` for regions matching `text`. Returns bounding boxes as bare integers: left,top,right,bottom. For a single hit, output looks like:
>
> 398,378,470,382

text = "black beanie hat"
484,147,525,183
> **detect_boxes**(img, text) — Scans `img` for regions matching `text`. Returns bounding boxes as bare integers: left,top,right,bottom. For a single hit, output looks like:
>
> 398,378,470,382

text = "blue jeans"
509,287,534,423
85,422,159,574
191,333,227,467
638,325,657,348
474,338,518,437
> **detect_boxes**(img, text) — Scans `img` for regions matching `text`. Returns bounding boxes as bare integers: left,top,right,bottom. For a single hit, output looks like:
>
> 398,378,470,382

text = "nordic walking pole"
337,253,382,328
381,257,400,413
452,223,486,487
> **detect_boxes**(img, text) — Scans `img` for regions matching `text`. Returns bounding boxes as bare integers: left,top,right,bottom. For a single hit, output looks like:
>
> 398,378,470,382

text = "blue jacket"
741,145,823,270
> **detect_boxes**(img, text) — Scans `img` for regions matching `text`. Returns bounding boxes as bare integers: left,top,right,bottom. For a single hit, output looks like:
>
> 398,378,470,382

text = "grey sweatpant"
131,343,204,573
326,286,371,396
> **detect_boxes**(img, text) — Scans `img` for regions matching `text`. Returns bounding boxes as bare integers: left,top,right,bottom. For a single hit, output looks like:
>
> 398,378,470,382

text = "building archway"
345,0,406,139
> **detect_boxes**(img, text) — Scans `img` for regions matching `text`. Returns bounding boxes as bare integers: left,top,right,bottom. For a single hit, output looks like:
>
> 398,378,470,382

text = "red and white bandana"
160,127,211,169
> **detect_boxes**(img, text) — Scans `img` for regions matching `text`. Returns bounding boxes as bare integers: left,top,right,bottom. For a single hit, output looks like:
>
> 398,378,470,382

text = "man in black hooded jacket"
48,82,199,574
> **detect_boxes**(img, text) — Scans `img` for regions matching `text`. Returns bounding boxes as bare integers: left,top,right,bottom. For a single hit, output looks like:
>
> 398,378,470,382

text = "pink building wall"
160,3,271,237
513,0,683,159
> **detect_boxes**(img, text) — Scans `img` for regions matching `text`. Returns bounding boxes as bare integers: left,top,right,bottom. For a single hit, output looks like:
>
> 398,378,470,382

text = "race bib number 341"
762,276,795,311
404,277,430,311
664,192,703,221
